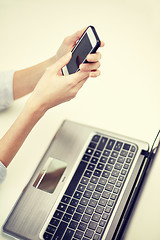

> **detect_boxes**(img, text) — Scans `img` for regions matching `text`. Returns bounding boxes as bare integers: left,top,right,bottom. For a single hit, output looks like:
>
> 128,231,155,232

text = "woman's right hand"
26,52,90,115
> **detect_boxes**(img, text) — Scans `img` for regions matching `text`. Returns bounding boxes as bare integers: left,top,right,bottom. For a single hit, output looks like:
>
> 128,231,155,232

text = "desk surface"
0,0,160,239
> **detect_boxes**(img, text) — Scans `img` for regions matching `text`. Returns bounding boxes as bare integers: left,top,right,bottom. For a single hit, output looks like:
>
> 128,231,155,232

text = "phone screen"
66,33,92,74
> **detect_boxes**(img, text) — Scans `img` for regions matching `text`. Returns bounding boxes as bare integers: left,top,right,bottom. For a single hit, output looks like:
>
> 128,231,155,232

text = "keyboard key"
126,158,131,163
62,229,74,240
116,181,122,188
70,198,79,207
98,177,107,185
87,163,96,171
66,206,75,214
87,183,96,191
65,161,87,196
92,135,101,143
96,227,103,234
86,148,94,155
93,233,101,240
105,184,114,192
73,212,82,222
102,171,110,178
92,213,101,222
81,177,89,185
97,163,105,170
92,192,101,200
61,195,71,204
80,198,89,206
95,205,104,214
77,184,86,192
46,225,56,234
128,152,134,158
108,157,116,165
105,164,113,172
105,206,111,214
53,210,63,219
102,212,109,220
58,203,67,211
113,187,119,194
77,205,85,214
54,221,67,238
121,169,127,175
103,150,110,157
74,191,82,199
85,206,94,215
84,190,92,198
49,217,59,227
89,199,98,208
120,150,128,157
84,229,94,238
131,145,136,152
43,232,53,240
97,137,108,151
123,143,131,151
78,222,87,231
88,221,97,230
95,184,104,193
108,177,116,185
94,151,101,158
124,164,129,169
114,141,123,151
91,176,99,184
117,156,125,164
63,213,72,222
106,139,115,150
111,170,119,177
114,163,122,171
89,142,97,149
102,191,110,199
111,151,119,158
91,157,99,164
84,170,92,178
93,169,101,177
82,214,91,223
108,200,114,207
100,156,108,163
82,154,91,162
74,230,84,239
99,198,107,207
69,220,78,230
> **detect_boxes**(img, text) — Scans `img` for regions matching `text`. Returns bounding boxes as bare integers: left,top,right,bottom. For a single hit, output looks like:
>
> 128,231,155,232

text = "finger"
100,41,105,47
80,62,101,71
89,70,101,78
87,52,102,62
65,27,87,46
67,70,90,84
48,52,72,73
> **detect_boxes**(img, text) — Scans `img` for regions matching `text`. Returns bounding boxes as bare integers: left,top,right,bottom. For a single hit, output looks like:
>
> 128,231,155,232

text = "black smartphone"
62,26,101,75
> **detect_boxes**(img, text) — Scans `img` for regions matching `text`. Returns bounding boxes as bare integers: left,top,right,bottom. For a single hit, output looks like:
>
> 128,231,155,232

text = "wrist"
24,95,47,122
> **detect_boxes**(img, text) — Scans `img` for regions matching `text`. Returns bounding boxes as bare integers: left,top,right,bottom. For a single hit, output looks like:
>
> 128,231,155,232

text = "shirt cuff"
0,70,15,111
0,161,7,184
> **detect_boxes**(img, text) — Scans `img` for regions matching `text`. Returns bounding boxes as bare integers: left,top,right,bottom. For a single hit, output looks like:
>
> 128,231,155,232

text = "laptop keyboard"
43,134,137,240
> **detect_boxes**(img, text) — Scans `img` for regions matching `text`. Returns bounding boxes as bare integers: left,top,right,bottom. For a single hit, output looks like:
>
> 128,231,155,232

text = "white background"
0,0,160,239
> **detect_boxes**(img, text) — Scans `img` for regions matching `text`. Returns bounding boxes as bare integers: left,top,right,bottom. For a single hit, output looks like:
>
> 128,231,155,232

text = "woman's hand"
27,52,90,114
55,27,105,77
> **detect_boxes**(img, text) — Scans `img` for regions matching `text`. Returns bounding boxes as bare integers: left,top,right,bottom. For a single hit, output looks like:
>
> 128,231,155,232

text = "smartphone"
62,26,101,75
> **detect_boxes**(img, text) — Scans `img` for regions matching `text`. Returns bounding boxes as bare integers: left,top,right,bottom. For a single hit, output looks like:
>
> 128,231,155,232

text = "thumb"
55,52,72,71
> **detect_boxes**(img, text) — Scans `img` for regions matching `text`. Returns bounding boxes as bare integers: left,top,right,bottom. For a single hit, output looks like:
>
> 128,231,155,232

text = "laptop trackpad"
33,157,67,194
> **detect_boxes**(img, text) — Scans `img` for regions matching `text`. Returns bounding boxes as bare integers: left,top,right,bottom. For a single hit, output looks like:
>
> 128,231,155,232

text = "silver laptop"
3,120,159,240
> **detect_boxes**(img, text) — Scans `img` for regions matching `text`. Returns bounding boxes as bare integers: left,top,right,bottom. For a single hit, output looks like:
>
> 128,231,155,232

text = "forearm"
13,55,56,99
0,101,45,167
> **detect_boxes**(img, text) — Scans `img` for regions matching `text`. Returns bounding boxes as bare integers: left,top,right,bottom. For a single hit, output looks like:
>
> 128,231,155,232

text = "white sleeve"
0,161,7,184
0,70,15,111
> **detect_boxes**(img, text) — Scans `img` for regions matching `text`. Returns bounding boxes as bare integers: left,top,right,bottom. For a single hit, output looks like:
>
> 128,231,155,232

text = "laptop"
3,120,159,240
